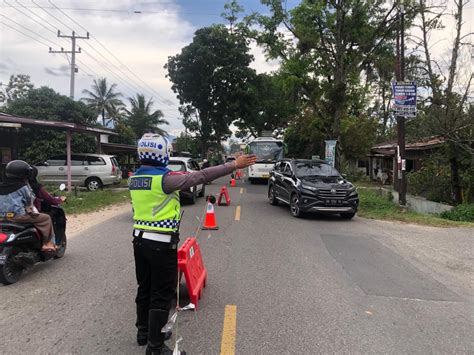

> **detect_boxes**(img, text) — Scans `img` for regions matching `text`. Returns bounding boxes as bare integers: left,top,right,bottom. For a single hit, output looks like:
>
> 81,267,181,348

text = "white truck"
245,137,284,183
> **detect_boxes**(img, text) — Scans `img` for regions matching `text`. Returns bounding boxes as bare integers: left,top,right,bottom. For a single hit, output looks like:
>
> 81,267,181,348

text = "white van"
35,153,122,191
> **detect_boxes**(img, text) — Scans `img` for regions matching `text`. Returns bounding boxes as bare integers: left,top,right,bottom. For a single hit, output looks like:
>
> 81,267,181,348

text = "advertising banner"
392,81,417,117
325,140,337,167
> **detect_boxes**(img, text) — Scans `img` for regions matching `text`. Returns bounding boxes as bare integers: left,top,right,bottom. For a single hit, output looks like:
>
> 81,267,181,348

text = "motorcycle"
0,184,68,285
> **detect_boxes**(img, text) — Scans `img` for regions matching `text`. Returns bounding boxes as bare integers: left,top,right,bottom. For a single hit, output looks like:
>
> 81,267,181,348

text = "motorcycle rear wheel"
0,256,23,285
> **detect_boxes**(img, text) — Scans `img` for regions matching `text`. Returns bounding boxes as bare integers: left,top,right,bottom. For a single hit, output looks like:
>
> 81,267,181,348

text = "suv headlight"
301,184,318,192
348,186,358,196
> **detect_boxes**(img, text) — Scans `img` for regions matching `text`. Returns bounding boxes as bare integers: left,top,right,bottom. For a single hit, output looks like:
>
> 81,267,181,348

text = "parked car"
268,159,359,219
168,157,205,204
35,154,122,191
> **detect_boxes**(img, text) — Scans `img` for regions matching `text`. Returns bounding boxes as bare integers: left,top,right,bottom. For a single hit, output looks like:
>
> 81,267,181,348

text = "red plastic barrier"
178,238,207,309
218,186,231,206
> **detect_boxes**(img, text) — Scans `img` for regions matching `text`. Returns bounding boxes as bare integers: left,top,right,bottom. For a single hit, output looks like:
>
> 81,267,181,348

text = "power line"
31,0,74,32
0,20,50,47
3,0,56,35
47,0,175,107
0,14,62,47
32,0,157,99
1,3,222,17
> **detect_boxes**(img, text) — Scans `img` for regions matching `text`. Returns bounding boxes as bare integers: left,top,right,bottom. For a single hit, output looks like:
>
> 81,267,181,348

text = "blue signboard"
392,81,417,117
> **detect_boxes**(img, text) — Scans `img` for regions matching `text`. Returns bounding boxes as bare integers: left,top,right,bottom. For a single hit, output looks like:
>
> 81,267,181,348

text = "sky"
0,1,472,137
0,0,290,136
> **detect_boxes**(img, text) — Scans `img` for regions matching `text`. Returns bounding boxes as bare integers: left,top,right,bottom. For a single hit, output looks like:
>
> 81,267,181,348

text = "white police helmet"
137,133,172,166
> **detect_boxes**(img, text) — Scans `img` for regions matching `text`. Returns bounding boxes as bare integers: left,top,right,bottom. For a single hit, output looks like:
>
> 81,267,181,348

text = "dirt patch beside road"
67,203,131,238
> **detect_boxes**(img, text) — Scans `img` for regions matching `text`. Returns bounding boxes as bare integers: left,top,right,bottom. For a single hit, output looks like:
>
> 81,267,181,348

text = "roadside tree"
0,74,34,104
82,78,124,127
166,24,256,156
6,86,96,163
125,94,168,138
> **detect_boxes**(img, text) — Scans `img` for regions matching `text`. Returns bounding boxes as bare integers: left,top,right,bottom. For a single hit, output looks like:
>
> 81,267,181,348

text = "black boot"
136,304,149,346
146,309,174,355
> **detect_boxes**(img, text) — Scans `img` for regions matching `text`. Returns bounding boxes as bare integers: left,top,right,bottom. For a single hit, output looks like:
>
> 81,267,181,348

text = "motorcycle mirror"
59,183,66,191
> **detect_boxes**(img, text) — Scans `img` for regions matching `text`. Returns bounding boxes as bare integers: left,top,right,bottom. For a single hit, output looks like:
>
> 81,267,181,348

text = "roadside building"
0,112,138,186
367,136,446,186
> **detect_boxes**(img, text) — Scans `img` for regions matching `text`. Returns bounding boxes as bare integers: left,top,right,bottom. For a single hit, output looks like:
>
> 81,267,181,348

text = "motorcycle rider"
28,167,66,212
129,133,256,355
0,160,56,252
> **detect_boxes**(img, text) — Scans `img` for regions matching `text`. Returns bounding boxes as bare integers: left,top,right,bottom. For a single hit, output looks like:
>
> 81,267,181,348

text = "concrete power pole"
49,30,89,99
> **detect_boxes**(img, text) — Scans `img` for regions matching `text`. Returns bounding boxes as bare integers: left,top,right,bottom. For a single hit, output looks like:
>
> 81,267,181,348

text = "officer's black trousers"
133,238,177,334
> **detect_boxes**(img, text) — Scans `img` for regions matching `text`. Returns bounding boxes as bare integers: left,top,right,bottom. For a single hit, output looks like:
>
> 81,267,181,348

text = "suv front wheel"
268,185,278,205
290,193,303,218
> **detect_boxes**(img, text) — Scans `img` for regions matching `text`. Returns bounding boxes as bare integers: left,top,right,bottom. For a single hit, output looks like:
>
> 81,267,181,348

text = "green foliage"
62,189,130,215
124,94,168,138
234,73,297,138
82,77,124,126
252,0,400,166
7,86,96,124
174,132,200,157
5,86,97,163
357,188,471,227
407,148,473,204
440,204,474,222
0,74,34,104
166,24,256,154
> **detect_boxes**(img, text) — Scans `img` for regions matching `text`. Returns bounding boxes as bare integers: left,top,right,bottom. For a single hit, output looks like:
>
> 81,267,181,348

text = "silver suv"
35,154,122,191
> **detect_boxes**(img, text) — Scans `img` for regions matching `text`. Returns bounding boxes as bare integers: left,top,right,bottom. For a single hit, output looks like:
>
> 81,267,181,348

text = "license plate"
326,199,342,205
0,255,7,265
262,174,269,178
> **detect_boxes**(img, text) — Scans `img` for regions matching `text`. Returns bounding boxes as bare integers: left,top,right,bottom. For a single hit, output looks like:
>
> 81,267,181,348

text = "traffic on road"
1,152,472,354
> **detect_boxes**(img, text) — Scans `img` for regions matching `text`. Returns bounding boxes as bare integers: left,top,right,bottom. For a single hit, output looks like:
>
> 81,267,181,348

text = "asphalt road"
1,177,473,354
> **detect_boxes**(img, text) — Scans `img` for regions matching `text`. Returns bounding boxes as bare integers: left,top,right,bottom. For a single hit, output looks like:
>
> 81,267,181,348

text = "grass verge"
62,190,130,215
357,188,474,228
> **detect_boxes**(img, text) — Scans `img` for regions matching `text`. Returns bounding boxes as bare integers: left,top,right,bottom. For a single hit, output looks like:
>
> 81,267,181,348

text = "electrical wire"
3,0,56,35
31,0,74,33
47,0,177,107
0,20,50,47
0,14,62,47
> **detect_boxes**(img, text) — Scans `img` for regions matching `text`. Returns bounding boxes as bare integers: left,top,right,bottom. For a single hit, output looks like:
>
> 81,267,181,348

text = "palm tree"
126,94,169,138
82,78,123,126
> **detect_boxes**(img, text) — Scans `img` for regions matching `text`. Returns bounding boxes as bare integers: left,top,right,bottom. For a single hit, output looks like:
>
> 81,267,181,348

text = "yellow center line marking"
220,305,237,355
240,188,244,194
235,206,241,221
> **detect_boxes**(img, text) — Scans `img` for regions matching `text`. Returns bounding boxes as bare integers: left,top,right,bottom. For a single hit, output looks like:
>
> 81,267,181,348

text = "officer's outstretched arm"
162,155,256,194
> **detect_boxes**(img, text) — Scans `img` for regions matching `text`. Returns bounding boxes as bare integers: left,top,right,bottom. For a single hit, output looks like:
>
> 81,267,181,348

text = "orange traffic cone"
202,202,219,230
235,170,242,180
230,178,236,187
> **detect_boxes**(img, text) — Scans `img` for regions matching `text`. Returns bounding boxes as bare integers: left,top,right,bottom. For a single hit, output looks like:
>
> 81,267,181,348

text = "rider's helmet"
137,133,172,166
5,160,33,180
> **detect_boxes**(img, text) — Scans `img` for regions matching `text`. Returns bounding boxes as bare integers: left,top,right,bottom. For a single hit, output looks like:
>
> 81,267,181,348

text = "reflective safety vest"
129,167,180,233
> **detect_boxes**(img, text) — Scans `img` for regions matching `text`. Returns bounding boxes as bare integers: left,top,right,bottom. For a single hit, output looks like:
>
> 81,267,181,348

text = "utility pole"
396,4,407,207
49,30,89,99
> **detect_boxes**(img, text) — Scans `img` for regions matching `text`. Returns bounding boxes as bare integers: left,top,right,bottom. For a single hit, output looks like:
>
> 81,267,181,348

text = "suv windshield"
248,141,284,162
295,161,340,178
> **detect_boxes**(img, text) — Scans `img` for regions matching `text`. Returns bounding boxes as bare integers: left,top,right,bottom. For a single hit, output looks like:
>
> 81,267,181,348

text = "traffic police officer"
129,133,256,354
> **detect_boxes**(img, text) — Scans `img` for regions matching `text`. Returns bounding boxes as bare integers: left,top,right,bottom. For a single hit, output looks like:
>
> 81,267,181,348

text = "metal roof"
372,136,445,151
0,112,117,135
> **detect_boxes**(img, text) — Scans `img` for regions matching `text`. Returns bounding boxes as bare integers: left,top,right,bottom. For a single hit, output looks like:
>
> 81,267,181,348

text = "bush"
407,156,452,204
440,204,474,222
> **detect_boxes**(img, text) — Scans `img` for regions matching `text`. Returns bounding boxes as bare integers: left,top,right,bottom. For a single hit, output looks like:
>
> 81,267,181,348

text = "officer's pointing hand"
235,154,257,169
